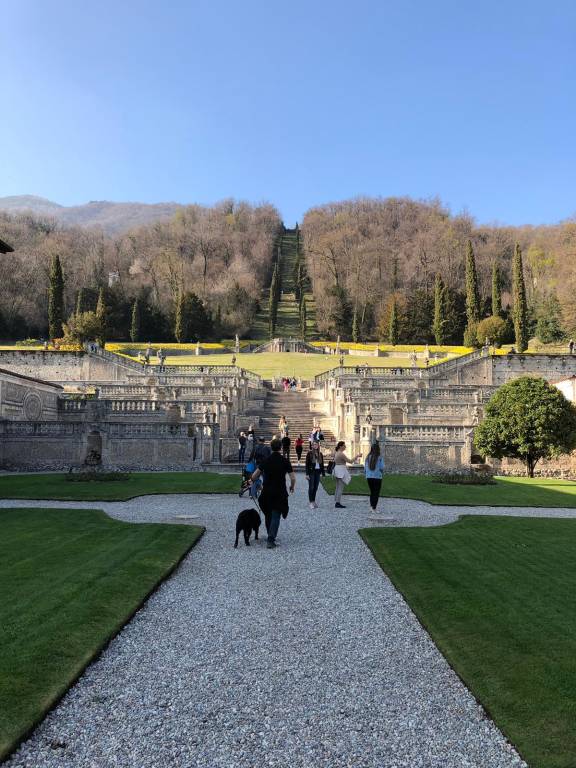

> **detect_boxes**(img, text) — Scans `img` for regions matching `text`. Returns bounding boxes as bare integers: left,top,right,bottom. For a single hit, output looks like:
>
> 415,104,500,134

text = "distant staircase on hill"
250,228,319,341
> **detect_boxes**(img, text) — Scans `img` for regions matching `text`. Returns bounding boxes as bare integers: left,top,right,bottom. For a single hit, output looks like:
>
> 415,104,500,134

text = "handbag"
326,459,335,475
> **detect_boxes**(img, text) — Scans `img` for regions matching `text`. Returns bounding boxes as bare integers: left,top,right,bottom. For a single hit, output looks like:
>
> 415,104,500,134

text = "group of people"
136,344,167,370
280,376,298,391
243,433,385,548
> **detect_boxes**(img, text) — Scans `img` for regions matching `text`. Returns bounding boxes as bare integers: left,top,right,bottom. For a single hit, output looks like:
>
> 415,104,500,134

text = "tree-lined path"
2,486,527,768
251,229,319,340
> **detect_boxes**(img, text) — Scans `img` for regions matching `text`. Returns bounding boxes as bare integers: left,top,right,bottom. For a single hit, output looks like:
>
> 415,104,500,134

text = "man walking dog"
250,438,295,549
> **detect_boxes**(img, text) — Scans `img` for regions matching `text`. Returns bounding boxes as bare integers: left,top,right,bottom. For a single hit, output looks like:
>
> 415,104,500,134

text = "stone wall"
0,369,61,421
0,351,126,383
0,421,220,471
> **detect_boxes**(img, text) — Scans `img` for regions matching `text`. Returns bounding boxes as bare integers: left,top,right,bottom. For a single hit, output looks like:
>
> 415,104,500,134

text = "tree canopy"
474,376,576,476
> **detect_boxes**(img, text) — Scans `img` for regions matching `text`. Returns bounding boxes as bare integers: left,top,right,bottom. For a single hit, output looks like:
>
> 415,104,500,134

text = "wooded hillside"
0,200,281,340
302,197,576,344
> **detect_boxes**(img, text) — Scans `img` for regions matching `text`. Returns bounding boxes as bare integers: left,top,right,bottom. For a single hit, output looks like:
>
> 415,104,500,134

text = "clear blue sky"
2,0,575,226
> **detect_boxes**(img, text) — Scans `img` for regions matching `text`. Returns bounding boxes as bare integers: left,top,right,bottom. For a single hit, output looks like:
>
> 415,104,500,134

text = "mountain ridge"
0,195,183,235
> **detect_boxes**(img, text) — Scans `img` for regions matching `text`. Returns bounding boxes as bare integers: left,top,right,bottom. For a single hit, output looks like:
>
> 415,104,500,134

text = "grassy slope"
361,516,576,768
0,508,203,760
129,351,421,378
322,474,576,508
0,472,239,501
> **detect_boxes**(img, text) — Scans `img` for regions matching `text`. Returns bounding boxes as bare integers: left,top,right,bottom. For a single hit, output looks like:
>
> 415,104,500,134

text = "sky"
1,0,575,226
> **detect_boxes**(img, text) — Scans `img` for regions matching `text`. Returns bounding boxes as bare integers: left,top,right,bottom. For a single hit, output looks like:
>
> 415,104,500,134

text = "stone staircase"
243,388,336,461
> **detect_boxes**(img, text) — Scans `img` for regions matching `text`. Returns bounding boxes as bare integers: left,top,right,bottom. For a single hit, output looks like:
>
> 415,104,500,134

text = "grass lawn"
0,472,239,501
361,516,576,768
0,507,203,760
114,351,427,378
322,474,576,508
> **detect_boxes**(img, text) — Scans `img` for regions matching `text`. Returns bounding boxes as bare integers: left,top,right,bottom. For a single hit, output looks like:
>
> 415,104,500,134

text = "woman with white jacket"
332,441,361,508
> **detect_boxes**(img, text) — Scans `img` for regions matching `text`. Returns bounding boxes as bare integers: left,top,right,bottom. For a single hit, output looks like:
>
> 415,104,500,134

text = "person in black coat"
281,433,291,459
305,440,325,510
251,438,295,549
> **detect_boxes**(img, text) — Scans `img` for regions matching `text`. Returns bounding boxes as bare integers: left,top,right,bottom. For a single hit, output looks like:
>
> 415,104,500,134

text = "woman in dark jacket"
305,440,325,509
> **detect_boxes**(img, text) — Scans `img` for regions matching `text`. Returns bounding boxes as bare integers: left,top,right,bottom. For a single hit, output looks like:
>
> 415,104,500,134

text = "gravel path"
3,483,566,768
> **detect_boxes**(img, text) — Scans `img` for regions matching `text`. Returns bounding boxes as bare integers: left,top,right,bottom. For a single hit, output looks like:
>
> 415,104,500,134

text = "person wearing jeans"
332,441,361,508
364,442,385,511
305,440,325,509
250,438,295,548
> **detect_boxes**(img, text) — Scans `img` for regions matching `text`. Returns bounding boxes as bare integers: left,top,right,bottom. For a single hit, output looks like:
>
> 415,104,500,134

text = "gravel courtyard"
3,482,567,768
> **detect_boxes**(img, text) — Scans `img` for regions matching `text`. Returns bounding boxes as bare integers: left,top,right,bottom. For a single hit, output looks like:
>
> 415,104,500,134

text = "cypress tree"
48,254,65,338
512,243,529,352
130,297,142,343
300,295,307,340
174,291,185,342
464,240,480,346
75,288,86,316
492,262,502,317
95,287,107,346
188,292,209,341
388,298,399,345
352,307,358,343
432,274,446,345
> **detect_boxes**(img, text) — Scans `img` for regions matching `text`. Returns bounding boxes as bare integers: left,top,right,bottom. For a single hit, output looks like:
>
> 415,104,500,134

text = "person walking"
238,431,247,464
364,442,384,512
246,432,254,461
251,438,295,549
570,339,574,355
295,434,304,465
332,441,361,509
278,415,288,437
305,440,325,509
281,433,291,460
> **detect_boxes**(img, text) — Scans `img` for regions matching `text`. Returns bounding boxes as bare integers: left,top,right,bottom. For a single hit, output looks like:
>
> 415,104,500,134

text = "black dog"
234,507,261,548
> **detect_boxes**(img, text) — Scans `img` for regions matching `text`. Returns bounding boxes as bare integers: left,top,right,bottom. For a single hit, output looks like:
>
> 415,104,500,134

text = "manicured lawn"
0,472,239,501
107,346,430,378
0,508,203,760
322,474,576,508
361,516,576,768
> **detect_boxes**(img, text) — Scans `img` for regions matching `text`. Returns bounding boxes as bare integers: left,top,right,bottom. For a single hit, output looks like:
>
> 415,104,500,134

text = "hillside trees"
0,201,280,339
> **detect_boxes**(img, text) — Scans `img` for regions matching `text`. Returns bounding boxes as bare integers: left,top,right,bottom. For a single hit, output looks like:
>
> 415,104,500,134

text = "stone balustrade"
0,419,221,471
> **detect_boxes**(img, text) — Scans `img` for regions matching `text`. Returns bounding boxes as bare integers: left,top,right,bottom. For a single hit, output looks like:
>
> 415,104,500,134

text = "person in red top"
295,434,304,465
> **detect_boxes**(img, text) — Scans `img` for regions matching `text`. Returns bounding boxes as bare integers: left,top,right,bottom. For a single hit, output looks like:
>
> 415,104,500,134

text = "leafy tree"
476,315,507,346
95,287,107,346
48,254,65,339
443,287,466,344
388,297,399,345
464,240,481,346
475,376,576,477
432,274,446,345
130,297,142,343
187,292,211,341
512,243,529,352
63,311,103,345
328,284,353,339
401,288,433,343
535,293,564,344
491,262,502,317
